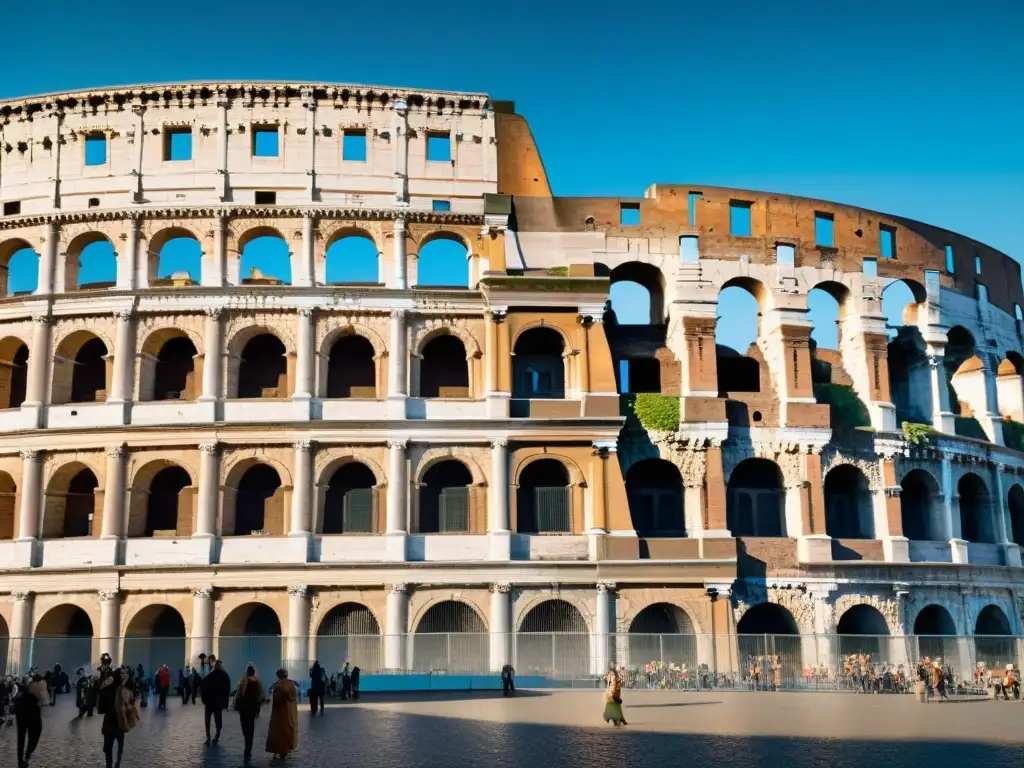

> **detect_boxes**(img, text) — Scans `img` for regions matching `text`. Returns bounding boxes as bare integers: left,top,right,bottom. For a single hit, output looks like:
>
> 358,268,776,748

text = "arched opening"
153,234,201,283
881,279,927,332
625,459,684,536
958,472,994,543
913,604,957,663
996,353,1024,426
325,234,379,284
123,606,187,676
413,600,487,673
33,605,94,675
900,469,944,541
517,599,589,678
974,605,1014,668
808,283,845,352
150,335,199,401
727,458,785,537
945,326,987,438
144,466,191,537
512,327,565,399
42,467,99,539
77,238,118,289
0,239,39,296
419,335,469,398
824,465,874,539
736,603,800,689
0,472,17,540
52,333,109,405
836,604,890,660
231,464,284,536
218,603,283,681
609,262,666,325
882,280,929,425
516,459,571,534
416,236,469,288
418,460,472,534
627,603,696,670
323,463,377,534
326,335,376,398
1008,484,1024,546
316,603,381,672
239,233,291,285
237,334,288,398
716,280,763,394
0,339,29,409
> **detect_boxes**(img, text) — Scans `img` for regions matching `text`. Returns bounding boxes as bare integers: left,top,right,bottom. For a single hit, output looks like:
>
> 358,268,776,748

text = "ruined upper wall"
493,102,551,198
509,185,1024,317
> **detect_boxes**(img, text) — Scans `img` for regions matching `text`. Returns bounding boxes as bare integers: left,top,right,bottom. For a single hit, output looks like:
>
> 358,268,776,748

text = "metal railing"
4,632,1022,694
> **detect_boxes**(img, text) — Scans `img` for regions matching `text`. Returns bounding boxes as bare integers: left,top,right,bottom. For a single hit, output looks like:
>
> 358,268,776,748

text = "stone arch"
314,600,382,636
51,329,111,406
824,463,874,539
0,335,29,410
222,459,288,537
416,229,471,251
510,321,572,357
216,600,285,680
831,594,901,635
958,471,995,543
127,459,197,538
414,448,486,486
418,333,470,398
913,603,957,635
138,327,202,402
974,604,1015,667
316,453,386,488
226,326,292,399
318,323,387,400
515,457,572,534
0,237,38,296
0,470,16,540
146,225,204,283
411,597,487,672
516,597,591,677
235,225,291,285
512,325,569,400
64,231,117,291
320,322,387,359
716,277,770,394
1008,483,1024,546
518,598,589,633
42,461,101,539
514,592,594,634
881,278,928,326
320,461,380,535
726,458,786,537
626,602,698,668
33,603,95,674
900,468,944,541
412,598,488,633
412,322,482,359
735,602,800,635
314,601,382,671
609,261,667,325
417,459,474,534
625,458,685,536
627,602,698,635
414,232,469,288
123,604,188,673
837,604,890,635
324,230,381,284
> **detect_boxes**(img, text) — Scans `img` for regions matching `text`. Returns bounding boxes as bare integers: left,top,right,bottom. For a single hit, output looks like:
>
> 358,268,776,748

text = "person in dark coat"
340,663,351,700
351,666,361,700
76,668,97,717
200,659,231,744
234,665,265,764
14,675,47,768
180,668,191,705
308,661,326,715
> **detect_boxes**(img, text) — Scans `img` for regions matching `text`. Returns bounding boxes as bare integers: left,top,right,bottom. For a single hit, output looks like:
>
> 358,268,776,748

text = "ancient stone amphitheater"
0,81,1021,684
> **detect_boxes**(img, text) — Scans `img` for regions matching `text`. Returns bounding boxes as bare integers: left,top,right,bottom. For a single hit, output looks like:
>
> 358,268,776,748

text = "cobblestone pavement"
2,690,1024,767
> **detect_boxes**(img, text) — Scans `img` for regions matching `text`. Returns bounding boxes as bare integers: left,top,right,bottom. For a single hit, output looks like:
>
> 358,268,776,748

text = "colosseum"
0,81,1021,686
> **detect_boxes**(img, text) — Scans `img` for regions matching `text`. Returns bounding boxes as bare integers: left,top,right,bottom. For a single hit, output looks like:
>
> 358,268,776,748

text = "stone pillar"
289,440,313,537
216,93,229,201
199,308,223,405
9,591,34,675
293,308,315,403
393,98,409,204
484,309,509,417
98,589,121,664
194,443,220,538
130,106,145,203
978,353,1006,445
589,443,611,535
578,316,591,394
286,585,311,672
879,456,910,562
940,452,968,563
295,216,315,288
301,87,316,203
928,352,956,434
190,586,215,663
101,444,127,540
35,220,58,296
385,440,408,561
387,309,407,417
593,582,614,675
107,309,136,413
17,449,42,542
701,442,730,536
23,315,51,411
489,583,511,672
993,463,1022,566
118,216,139,290
384,583,408,670
859,331,897,430
392,217,408,289
797,449,832,562
489,439,511,560
202,216,227,287
679,316,720,396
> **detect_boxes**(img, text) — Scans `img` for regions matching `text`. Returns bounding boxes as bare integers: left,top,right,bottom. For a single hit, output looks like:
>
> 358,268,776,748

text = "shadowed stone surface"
2,690,1024,767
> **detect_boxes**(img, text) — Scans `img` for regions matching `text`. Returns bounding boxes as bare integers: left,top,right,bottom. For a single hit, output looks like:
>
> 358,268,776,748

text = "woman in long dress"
602,667,627,727
266,668,299,759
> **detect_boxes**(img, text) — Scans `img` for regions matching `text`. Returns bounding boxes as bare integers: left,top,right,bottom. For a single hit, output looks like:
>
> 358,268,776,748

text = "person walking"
180,667,191,705
351,666,361,700
14,674,46,768
100,669,139,768
234,665,265,764
190,666,202,705
200,659,231,745
266,668,299,760
340,662,351,700
308,661,326,715
76,668,97,718
501,663,516,696
601,666,627,727
155,665,171,709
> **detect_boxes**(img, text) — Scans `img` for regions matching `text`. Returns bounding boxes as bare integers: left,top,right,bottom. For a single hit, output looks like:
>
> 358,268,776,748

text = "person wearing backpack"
101,668,139,768
234,665,265,764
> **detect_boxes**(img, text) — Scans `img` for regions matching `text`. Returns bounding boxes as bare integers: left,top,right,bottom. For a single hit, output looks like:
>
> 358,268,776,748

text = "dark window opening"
419,335,469,398
326,335,376,398
824,465,874,539
324,463,376,534
234,464,282,536
88,198,101,208
3,201,20,216
237,334,287,398
154,337,197,401
626,358,661,393
64,469,99,537
716,347,760,393
626,459,684,536
71,337,108,403
517,459,571,534
419,461,472,533
254,190,277,205
726,459,785,537
5,344,29,409
145,466,190,536
512,328,565,399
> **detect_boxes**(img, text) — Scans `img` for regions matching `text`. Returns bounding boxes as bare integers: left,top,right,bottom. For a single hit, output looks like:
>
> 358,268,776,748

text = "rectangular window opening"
426,131,451,162
880,224,897,259
975,254,982,274
863,258,878,278
687,191,702,227
342,129,367,162
945,244,955,273
84,133,107,166
2,201,20,216
432,200,451,212
88,197,100,208
776,243,795,267
165,128,193,161
815,213,834,247
254,190,277,205
976,282,988,303
729,200,752,236
680,235,699,264
620,203,641,227
253,126,280,157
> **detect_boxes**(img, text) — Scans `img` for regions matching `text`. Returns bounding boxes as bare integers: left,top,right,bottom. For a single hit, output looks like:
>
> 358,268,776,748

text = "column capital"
489,582,512,594
389,308,406,321
113,308,135,322
705,583,733,599
191,586,214,599
198,443,220,455
893,582,911,598
596,581,617,593
106,444,127,459
31,314,52,326
491,438,509,450
204,307,223,320
386,582,408,595
11,590,33,602
387,439,408,451
98,589,121,603
20,449,40,461
294,439,314,452
287,585,309,599
592,440,617,457
297,307,317,319
488,308,508,324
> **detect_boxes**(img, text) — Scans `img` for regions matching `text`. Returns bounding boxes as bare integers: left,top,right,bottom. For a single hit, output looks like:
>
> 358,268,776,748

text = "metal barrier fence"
3,633,1022,693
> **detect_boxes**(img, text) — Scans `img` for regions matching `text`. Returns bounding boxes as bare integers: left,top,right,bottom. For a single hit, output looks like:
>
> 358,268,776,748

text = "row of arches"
0,230,472,295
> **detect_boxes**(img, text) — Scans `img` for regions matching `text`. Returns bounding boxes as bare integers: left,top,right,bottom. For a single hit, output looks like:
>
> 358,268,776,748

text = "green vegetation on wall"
813,383,871,431
1003,418,1024,452
630,393,681,433
901,421,934,445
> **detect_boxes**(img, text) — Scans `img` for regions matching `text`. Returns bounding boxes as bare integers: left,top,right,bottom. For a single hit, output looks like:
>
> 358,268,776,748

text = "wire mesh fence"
3,632,1022,694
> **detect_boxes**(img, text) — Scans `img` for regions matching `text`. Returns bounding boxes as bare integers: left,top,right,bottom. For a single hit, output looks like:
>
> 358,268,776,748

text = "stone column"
9,591,34,675
202,216,227,287
130,106,145,202
133,217,150,290
23,315,51,411
101,444,127,539
978,353,1006,445
489,439,510,560
17,450,42,542
489,583,511,671
98,589,121,664
301,87,316,203
194,443,220,538
701,442,730,537
190,586,215,663
577,316,592,394
679,316,720,396
286,585,312,671
384,583,408,670
393,98,409,204
940,451,968,563
216,93,229,201
796,449,832,562
392,217,407,289
199,309,223,404
993,463,1022,566
295,216,315,287
484,309,510,416
385,440,408,561
289,440,313,537
293,308,315,404
387,309,407,417
107,310,136,413
118,216,139,290
589,443,611,534
879,455,910,562
928,352,956,434
593,582,615,675
35,220,58,296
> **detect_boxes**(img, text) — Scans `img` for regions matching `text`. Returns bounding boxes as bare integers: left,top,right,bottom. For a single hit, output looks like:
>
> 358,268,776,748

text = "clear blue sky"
1,0,1020,351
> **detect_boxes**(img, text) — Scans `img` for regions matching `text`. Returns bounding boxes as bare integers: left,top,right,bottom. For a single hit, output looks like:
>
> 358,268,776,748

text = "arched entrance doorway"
735,603,801,689
218,603,283,681
836,604,891,663
727,459,785,536
627,603,697,672
516,599,590,679
913,604,957,664
412,601,487,673
315,603,381,673
123,606,187,675
33,605,94,674
974,605,1014,668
